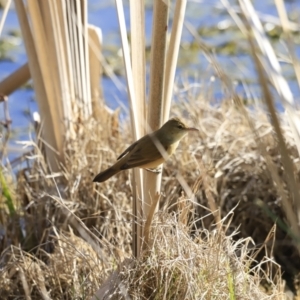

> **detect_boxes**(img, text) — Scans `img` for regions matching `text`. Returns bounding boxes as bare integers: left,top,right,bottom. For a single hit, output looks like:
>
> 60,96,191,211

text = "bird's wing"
121,135,163,169
117,140,138,160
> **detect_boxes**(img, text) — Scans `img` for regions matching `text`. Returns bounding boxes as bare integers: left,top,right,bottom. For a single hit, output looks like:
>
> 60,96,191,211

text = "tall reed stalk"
114,0,187,258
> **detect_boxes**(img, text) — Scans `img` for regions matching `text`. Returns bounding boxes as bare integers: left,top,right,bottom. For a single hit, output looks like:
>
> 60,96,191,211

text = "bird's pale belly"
139,141,179,169
140,157,165,169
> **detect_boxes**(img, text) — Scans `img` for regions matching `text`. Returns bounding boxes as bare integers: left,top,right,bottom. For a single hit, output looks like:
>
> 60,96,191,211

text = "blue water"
0,0,299,165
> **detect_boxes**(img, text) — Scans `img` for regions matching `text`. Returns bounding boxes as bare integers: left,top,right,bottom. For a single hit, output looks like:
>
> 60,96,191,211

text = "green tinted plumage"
93,118,198,182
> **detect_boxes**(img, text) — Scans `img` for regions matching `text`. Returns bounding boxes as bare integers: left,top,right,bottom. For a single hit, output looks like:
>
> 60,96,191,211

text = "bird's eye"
177,124,184,129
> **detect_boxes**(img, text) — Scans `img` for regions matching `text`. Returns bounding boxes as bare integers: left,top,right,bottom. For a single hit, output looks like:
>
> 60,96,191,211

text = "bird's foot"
145,167,161,174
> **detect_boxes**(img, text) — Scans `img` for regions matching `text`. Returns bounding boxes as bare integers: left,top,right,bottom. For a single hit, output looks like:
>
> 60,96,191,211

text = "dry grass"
99,212,283,300
1,0,299,298
0,94,296,298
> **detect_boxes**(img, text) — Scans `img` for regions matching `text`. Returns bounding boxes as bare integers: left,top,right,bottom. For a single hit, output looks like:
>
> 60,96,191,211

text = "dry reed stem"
115,0,145,257
163,0,187,121
129,0,147,258
0,0,11,36
143,0,170,224
15,0,60,171
143,192,161,251
0,63,30,96
88,25,103,118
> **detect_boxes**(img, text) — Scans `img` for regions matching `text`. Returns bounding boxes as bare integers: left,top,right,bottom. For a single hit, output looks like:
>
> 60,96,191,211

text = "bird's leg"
144,167,162,174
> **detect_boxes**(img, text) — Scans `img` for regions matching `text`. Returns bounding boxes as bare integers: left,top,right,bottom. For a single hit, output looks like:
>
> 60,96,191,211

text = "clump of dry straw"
0,94,292,298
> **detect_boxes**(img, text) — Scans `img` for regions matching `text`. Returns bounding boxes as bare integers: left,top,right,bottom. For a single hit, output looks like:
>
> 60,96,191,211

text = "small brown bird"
93,117,198,182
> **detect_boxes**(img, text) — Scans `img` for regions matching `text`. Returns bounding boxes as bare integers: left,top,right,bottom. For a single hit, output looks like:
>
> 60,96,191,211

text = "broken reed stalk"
88,25,104,118
0,63,30,96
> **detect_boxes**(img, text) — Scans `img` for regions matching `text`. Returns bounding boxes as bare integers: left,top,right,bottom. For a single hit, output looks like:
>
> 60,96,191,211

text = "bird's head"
161,117,198,142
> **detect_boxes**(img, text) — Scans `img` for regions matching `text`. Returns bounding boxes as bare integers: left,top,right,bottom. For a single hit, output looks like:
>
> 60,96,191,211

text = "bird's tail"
93,167,120,182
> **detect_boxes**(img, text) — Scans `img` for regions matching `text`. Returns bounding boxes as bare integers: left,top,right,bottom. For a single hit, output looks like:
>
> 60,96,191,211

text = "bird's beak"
186,127,199,132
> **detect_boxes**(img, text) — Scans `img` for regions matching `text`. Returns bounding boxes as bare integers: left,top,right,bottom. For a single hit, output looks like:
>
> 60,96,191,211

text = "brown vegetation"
0,99,294,299
1,0,300,299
